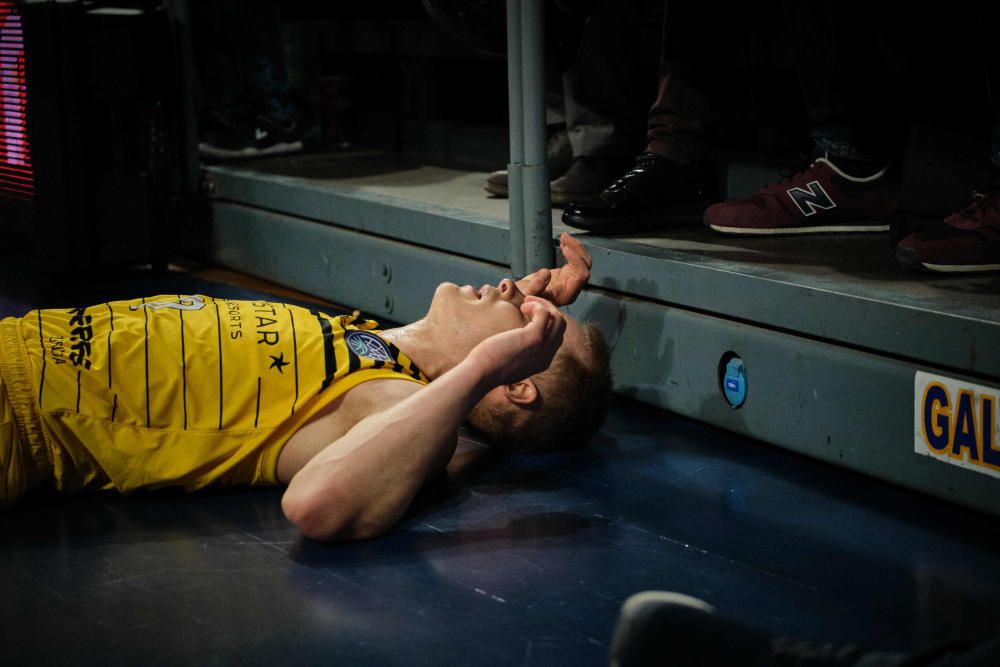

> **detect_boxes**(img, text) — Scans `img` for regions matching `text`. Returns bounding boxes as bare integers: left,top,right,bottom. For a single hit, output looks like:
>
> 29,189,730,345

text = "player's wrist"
456,350,508,396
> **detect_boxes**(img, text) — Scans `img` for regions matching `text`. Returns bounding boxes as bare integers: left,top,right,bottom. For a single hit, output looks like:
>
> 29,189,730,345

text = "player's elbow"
281,482,393,542
282,482,350,541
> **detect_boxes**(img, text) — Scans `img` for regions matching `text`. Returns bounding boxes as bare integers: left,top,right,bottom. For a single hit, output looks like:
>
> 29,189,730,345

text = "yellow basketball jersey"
9,294,427,494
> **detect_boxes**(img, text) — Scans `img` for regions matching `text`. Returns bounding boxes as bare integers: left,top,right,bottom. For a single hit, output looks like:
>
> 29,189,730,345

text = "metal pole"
506,0,526,277
519,0,554,272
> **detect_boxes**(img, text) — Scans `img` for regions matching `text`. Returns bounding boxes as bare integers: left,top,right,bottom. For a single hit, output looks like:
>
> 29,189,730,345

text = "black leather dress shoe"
550,157,632,207
562,153,715,233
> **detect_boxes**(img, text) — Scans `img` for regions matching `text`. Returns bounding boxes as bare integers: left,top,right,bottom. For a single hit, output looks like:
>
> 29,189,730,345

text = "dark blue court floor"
2,261,999,666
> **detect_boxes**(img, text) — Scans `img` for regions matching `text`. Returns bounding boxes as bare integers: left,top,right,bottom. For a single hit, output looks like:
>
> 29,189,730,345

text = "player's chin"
433,282,460,299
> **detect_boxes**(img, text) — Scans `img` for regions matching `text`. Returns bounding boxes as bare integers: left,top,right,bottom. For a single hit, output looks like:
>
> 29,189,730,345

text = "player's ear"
503,379,539,407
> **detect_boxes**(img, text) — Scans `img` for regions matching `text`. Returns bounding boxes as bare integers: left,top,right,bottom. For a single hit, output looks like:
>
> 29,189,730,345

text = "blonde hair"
490,322,612,452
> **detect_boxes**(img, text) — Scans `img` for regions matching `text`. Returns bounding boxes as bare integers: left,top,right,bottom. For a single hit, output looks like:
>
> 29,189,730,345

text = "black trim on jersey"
254,376,262,428
142,298,150,428
179,295,188,430
112,393,118,421
106,303,113,390
312,311,336,392
215,300,223,430
76,370,81,412
347,343,361,375
284,304,300,416
36,310,45,409
387,341,425,382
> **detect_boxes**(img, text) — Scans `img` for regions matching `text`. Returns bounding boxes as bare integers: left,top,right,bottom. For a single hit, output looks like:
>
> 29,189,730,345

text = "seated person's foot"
610,590,906,667
561,152,715,233
485,127,573,197
896,190,1000,273
549,156,632,207
199,105,305,160
703,156,895,235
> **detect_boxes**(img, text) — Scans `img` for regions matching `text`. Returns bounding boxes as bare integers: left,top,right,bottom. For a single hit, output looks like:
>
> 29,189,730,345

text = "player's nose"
498,279,526,306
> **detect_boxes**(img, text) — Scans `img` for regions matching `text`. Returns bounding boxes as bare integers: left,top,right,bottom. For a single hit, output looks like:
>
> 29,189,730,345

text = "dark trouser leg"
562,0,643,160
191,0,294,123
781,0,899,163
645,72,717,163
645,0,753,163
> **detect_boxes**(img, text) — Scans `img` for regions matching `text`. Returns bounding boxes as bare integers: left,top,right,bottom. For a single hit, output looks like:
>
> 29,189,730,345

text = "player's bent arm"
281,357,497,542
282,297,565,542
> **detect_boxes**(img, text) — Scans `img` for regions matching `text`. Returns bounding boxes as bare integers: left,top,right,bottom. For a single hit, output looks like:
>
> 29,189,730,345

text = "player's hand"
468,297,567,387
515,233,592,306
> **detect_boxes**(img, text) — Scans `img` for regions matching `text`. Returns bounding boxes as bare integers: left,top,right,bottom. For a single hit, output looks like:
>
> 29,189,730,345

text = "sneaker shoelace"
634,151,660,169
949,190,1000,230
757,156,819,201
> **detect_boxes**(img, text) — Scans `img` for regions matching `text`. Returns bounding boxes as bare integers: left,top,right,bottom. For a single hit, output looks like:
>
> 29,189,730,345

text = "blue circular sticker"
722,355,747,409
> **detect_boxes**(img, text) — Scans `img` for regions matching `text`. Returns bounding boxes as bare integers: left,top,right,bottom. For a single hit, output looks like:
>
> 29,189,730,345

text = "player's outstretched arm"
516,232,592,306
281,298,566,542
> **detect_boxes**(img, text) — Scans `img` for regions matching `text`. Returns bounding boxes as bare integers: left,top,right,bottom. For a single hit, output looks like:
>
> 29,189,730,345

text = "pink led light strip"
0,0,33,202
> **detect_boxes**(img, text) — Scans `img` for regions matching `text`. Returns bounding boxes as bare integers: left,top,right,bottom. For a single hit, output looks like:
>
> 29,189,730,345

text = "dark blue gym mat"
2,262,999,666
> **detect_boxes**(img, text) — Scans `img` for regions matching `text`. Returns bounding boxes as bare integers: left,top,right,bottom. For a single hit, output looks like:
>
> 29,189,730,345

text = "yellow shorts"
0,319,51,509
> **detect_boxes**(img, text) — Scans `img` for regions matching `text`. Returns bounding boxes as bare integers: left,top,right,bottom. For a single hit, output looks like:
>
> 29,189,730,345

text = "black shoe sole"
198,141,303,160
484,182,508,197
563,199,709,234
896,244,1000,273
895,244,927,272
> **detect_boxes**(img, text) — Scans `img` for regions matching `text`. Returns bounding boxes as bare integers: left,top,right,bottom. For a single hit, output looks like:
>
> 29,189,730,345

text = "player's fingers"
522,294,558,311
521,297,556,328
518,269,551,296
534,268,552,289
520,297,547,322
560,233,592,269
518,301,551,345
522,297,564,341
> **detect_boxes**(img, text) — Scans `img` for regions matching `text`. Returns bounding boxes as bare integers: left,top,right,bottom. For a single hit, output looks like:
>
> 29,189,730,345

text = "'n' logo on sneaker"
255,127,269,141
787,181,836,217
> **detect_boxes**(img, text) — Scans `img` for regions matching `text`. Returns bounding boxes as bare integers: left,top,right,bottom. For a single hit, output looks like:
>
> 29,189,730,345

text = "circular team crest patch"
345,330,396,363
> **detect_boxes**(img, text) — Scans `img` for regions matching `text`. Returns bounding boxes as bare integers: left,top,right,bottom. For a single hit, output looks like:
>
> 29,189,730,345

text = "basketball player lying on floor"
0,234,612,541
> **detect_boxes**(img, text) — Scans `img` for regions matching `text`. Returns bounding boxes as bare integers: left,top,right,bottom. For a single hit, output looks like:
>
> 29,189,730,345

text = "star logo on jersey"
269,352,290,373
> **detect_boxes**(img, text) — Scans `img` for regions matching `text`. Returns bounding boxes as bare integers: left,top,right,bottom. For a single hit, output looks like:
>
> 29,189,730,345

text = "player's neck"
380,319,464,381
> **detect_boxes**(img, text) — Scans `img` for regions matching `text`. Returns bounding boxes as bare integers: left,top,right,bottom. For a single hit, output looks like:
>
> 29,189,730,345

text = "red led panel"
0,0,33,203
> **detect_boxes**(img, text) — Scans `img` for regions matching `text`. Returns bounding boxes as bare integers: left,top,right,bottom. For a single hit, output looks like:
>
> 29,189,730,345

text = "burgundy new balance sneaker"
704,157,896,235
896,190,1000,272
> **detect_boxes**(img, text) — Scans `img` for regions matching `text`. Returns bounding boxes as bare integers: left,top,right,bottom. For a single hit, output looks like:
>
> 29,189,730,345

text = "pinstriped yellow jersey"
13,294,428,494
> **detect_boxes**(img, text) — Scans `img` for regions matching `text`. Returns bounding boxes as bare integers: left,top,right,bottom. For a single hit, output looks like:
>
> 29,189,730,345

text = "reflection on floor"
2,260,999,666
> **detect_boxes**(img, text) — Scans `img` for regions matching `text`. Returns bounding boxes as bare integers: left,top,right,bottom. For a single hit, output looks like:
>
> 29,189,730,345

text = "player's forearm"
282,356,494,542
